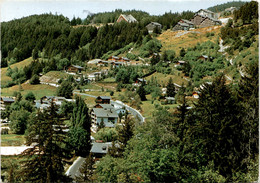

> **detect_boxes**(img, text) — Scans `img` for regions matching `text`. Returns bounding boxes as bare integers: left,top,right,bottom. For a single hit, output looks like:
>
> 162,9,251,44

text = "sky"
0,0,246,22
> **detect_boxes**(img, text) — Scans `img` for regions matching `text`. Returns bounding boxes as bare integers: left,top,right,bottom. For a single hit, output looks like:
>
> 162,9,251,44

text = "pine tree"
137,81,147,101
75,153,95,182
166,77,175,97
69,95,92,156
19,102,72,182
191,74,243,178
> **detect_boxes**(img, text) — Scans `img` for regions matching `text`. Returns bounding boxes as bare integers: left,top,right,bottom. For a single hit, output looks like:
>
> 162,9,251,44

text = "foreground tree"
75,153,95,182
67,95,92,157
190,74,244,179
18,103,72,182
57,80,73,98
166,77,175,97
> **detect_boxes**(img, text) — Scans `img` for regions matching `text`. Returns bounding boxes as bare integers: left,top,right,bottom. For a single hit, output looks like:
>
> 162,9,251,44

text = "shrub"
29,74,40,85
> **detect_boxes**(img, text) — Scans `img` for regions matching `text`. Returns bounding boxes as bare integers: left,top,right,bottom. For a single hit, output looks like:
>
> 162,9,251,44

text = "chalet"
108,56,120,61
191,14,221,28
94,104,114,109
173,19,194,31
66,65,84,73
90,142,113,160
91,108,118,127
146,22,162,33
119,57,130,62
198,55,213,61
192,92,200,99
88,72,102,81
117,14,137,23
178,61,186,66
1,97,15,106
111,61,124,68
95,96,111,104
225,7,237,13
196,9,217,19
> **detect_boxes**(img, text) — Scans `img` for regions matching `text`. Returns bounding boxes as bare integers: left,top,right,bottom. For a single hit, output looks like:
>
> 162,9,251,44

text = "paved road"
67,91,145,178
65,157,86,179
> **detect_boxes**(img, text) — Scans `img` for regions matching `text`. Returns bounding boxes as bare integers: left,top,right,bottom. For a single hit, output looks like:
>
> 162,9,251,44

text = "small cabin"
95,96,111,104
1,97,15,106
146,22,162,33
67,65,84,73
116,14,137,23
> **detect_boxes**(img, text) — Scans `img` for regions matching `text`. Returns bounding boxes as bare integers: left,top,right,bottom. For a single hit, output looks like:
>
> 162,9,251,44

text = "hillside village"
0,1,259,182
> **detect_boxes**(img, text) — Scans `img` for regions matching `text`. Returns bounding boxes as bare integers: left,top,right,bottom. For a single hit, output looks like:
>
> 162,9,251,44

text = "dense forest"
207,1,246,12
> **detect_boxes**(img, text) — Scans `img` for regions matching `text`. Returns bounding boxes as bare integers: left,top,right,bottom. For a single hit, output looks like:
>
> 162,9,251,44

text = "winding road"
66,91,145,178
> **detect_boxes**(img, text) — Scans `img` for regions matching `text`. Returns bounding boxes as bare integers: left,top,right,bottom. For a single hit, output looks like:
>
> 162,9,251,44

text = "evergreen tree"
190,74,243,178
19,103,72,182
137,81,147,101
166,77,175,97
56,80,73,98
75,153,95,182
68,95,92,156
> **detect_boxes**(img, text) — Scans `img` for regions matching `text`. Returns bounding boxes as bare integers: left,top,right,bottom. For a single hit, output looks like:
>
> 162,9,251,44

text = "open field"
1,83,57,99
1,57,33,86
157,26,221,56
1,134,25,146
145,71,188,86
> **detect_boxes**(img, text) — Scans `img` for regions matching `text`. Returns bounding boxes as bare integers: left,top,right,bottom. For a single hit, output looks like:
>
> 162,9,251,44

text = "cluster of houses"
173,9,222,31
0,97,15,111
91,96,126,129
116,8,224,34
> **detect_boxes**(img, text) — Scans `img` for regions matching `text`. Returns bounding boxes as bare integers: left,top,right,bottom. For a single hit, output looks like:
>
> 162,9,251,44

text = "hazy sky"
0,0,246,22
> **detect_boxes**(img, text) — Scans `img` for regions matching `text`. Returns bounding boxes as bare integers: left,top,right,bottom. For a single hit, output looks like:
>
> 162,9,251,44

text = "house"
146,22,162,33
94,104,114,109
119,57,130,62
135,78,146,84
1,97,15,106
108,56,120,62
192,91,200,99
66,65,84,73
95,96,111,104
88,72,102,81
90,142,113,160
191,14,221,28
225,7,237,13
116,14,137,23
196,9,217,19
173,19,194,31
178,61,186,66
91,108,118,127
198,55,213,61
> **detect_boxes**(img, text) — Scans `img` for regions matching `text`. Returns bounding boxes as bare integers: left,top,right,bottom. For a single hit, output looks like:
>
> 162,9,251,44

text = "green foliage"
69,95,91,156
67,126,90,157
56,80,73,98
137,82,147,101
75,153,95,182
94,128,118,142
166,77,175,97
19,103,72,182
9,109,30,134
233,1,258,24
207,1,246,12
24,92,36,102
29,74,40,85
141,38,162,56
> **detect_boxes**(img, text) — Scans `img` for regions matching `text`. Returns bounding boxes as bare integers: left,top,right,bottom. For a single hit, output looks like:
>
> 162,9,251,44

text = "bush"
1,128,9,135
25,92,36,102
29,74,40,85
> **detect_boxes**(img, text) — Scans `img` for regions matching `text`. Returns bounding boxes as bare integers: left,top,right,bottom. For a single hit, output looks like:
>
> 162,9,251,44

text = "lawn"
1,134,25,146
1,83,57,99
157,26,221,56
1,57,33,86
145,71,188,86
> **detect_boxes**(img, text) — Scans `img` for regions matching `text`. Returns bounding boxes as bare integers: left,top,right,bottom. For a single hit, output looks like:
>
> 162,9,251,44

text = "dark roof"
181,19,194,25
178,22,189,27
97,96,111,100
1,97,15,102
194,14,221,24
